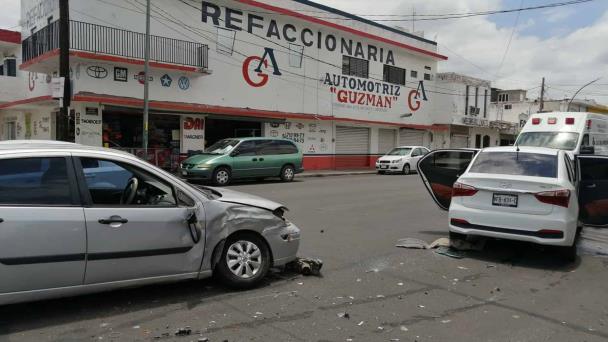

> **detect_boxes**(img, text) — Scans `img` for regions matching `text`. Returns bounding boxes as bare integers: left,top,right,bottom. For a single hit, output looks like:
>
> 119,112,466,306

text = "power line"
226,0,595,22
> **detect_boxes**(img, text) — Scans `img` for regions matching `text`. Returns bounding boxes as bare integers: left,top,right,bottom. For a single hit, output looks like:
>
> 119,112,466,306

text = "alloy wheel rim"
226,240,262,279
404,165,410,173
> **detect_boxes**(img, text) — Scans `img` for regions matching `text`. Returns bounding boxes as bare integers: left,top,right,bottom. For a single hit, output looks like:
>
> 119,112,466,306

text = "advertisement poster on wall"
266,120,333,154
181,115,206,154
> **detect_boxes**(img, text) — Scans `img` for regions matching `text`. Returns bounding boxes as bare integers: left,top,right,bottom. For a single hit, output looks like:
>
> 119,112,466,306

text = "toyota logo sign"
87,66,108,79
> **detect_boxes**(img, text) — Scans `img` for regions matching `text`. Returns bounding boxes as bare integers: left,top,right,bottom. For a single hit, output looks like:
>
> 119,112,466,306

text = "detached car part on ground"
416,147,608,262
0,141,300,305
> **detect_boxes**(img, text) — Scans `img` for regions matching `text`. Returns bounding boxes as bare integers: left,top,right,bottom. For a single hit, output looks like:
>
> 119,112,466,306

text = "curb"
299,170,377,178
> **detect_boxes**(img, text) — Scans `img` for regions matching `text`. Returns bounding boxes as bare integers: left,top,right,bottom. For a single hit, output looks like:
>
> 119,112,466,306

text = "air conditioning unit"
469,106,479,116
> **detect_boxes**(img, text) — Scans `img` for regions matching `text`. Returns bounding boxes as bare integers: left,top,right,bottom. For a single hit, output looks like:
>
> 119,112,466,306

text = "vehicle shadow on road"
0,270,301,336
460,239,581,272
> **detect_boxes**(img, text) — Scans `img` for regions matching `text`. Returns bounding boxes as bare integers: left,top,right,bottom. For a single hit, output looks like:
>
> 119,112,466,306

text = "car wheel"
377,171,386,175
216,233,271,289
280,165,295,182
402,164,411,175
213,167,231,186
556,244,577,263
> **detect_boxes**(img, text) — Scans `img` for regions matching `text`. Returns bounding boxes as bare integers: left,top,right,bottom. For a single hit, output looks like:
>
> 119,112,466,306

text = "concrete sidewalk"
299,169,376,178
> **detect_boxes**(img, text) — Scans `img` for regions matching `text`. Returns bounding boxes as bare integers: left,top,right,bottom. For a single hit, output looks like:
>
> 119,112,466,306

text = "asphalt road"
1,174,608,342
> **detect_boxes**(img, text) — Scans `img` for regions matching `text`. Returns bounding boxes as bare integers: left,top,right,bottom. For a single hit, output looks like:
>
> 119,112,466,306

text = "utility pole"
539,77,545,113
143,0,151,160
412,7,416,33
59,0,70,139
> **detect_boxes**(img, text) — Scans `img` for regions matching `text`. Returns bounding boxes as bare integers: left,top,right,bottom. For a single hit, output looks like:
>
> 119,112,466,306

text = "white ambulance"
515,112,608,155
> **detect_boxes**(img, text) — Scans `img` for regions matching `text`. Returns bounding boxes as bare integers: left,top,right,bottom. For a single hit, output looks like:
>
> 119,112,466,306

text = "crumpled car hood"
205,186,287,212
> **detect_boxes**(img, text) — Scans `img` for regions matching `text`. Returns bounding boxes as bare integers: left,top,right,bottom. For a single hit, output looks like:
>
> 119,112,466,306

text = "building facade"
0,0,450,170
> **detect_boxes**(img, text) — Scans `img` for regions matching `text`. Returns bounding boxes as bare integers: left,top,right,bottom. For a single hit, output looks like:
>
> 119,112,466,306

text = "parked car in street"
376,146,430,174
180,138,304,185
417,146,608,261
0,141,301,305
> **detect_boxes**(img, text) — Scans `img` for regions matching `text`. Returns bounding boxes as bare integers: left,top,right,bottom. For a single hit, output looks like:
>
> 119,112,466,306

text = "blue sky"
490,0,608,39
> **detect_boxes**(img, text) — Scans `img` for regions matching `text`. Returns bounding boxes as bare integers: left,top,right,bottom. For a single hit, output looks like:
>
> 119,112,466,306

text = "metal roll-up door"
336,126,370,168
451,135,469,148
399,129,425,146
336,126,370,154
378,129,397,155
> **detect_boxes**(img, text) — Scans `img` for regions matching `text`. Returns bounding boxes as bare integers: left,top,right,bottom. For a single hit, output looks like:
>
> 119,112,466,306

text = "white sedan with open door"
417,146,608,262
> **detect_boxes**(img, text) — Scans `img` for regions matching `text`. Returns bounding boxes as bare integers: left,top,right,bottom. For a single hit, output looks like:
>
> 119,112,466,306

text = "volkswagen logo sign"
178,76,190,90
87,66,108,79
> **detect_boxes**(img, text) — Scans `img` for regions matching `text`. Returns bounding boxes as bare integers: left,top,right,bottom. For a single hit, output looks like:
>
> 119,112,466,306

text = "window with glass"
0,157,74,205
342,56,369,78
383,65,406,85
469,152,558,178
515,132,579,151
80,158,176,206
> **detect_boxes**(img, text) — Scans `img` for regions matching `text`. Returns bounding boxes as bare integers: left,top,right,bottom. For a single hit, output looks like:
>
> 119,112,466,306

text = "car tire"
556,244,577,263
402,164,411,175
377,170,386,175
215,233,271,289
280,165,295,182
213,167,231,186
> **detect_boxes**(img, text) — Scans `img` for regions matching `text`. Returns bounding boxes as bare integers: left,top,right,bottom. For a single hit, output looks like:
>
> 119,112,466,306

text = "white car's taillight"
452,182,478,197
534,189,570,208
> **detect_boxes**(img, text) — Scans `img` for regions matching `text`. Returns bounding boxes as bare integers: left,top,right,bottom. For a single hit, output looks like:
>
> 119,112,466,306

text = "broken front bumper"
264,221,301,267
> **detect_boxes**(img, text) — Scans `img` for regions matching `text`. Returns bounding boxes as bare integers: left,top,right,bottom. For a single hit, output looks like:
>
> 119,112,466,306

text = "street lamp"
567,77,601,112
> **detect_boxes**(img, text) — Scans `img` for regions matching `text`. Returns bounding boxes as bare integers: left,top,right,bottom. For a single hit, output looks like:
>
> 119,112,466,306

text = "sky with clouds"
1,0,607,102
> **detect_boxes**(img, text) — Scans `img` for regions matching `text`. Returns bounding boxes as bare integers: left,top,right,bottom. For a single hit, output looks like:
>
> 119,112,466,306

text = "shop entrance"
205,118,262,147
102,110,181,170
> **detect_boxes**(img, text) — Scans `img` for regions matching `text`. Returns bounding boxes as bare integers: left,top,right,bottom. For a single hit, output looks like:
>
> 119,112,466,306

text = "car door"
0,154,86,295
74,155,204,285
231,141,263,178
417,149,479,210
577,155,608,227
256,140,283,177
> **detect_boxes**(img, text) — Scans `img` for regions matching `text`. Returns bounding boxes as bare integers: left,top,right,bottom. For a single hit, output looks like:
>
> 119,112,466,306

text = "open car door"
577,155,608,227
417,149,479,210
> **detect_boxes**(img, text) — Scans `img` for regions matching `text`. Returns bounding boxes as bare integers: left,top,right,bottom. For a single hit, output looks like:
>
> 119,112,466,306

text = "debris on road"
337,312,351,319
174,327,192,336
286,257,324,276
434,246,464,259
428,238,451,249
395,238,429,249
358,321,365,326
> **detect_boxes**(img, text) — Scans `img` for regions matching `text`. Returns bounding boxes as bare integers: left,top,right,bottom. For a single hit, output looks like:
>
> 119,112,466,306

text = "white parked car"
376,146,429,175
418,146,608,261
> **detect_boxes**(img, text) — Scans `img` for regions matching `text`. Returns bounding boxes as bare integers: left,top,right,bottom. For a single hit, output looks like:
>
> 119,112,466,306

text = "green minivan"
180,138,304,185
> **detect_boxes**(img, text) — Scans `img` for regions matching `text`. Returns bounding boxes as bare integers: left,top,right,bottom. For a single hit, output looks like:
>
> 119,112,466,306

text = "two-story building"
433,72,500,148
0,0,449,170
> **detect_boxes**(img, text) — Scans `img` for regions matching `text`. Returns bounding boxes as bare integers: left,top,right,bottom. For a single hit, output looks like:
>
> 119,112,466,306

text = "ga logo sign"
408,81,429,112
183,117,204,130
242,48,282,88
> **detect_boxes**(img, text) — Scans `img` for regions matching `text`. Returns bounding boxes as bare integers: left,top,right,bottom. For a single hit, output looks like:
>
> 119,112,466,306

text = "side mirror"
580,145,595,155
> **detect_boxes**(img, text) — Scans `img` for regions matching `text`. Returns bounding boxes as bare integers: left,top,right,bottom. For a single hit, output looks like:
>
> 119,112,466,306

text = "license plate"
182,170,188,176
492,193,518,207
381,165,389,169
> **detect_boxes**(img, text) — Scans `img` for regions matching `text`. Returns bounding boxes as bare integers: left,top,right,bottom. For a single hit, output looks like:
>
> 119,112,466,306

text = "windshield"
515,132,579,151
469,152,557,178
387,148,412,156
205,139,240,154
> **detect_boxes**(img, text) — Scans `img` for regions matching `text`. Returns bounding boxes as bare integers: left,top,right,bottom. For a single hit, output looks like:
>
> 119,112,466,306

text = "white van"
515,112,608,155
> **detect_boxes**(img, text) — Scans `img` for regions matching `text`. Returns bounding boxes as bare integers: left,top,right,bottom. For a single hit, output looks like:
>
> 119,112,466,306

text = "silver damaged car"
0,141,300,305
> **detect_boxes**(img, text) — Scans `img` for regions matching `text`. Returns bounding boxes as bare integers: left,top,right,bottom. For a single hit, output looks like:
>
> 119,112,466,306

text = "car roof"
395,146,426,149
0,140,138,158
481,146,560,155
226,137,295,142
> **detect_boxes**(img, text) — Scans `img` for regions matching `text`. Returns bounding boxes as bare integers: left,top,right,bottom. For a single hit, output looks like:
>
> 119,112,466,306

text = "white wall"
0,109,53,140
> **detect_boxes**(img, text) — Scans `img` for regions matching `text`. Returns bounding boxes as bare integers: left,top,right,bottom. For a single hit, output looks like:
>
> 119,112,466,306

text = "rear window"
469,152,558,178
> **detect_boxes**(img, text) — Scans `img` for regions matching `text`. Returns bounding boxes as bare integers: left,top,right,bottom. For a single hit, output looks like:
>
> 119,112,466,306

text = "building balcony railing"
22,20,208,69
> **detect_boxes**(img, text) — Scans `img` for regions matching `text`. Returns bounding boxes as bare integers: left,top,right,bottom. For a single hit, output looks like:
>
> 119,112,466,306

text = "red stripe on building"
233,0,448,60
0,29,20,45
0,96,54,109
72,93,448,131
303,155,381,170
